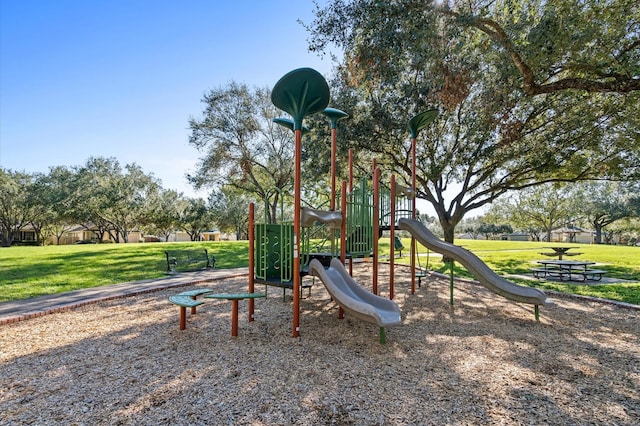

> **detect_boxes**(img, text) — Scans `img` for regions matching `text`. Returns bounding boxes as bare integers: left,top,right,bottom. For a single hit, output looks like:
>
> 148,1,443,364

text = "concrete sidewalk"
0,268,248,325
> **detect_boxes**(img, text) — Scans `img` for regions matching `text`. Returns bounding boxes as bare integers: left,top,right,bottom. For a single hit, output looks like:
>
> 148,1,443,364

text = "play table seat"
176,288,214,314
169,295,205,330
205,293,266,337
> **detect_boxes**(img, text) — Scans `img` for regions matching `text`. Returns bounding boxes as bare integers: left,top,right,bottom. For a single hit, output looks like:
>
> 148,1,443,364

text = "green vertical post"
426,248,430,271
449,260,454,306
379,327,386,344
535,305,540,321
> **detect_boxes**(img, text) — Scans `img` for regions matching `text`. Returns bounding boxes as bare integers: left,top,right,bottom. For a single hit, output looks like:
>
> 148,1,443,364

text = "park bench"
168,288,214,330
164,249,216,273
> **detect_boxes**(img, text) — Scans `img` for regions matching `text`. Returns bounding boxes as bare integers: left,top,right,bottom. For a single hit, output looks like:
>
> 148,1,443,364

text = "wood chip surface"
1,264,638,425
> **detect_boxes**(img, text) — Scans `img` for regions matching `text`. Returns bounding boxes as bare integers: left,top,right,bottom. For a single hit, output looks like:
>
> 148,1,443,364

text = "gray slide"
308,258,402,327
398,218,552,307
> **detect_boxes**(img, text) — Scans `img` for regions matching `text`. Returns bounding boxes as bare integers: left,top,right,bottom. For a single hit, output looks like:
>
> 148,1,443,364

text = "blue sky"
0,0,334,197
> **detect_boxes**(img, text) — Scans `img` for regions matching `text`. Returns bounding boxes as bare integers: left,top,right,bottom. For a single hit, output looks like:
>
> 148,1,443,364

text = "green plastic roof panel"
273,117,311,135
321,107,349,129
407,109,439,139
271,68,330,130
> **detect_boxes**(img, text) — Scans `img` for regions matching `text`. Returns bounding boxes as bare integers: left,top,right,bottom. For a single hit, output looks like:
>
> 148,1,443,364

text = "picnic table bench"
165,249,216,273
574,269,607,281
530,267,572,281
530,260,606,282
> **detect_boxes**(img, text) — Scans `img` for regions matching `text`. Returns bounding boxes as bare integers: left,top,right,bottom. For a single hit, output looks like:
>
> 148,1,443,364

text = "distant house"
47,225,143,245
53,225,95,245
38,225,225,245
501,232,530,241
165,229,222,242
3,225,38,245
551,226,594,244
201,230,221,241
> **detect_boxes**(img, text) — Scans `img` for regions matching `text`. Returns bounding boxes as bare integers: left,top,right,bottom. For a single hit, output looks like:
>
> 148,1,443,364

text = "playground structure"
246,68,551,342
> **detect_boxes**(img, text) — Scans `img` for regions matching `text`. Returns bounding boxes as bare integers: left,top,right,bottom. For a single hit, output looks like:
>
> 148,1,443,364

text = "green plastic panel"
271,68,330,130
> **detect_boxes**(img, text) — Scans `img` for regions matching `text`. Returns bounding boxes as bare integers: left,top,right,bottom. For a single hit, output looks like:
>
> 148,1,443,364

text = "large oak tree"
307,0,640,242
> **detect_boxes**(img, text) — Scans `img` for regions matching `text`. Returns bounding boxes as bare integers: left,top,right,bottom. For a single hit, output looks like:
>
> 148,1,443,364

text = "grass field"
0,241,248,302
0,239,638,304
394,237,640,305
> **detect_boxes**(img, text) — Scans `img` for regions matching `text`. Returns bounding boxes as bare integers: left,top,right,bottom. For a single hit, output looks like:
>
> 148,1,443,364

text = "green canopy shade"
321,107,349,129
271,68,330,130
273,117,311,135
407,109,438,139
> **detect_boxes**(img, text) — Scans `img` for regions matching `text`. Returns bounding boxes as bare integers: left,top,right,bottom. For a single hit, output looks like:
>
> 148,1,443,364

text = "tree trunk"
442,222,456,244
270,200,277,225
1,229,13,247
593,221,603,244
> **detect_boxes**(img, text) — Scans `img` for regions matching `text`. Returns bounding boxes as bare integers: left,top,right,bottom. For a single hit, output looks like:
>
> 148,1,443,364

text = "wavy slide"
307,258,402,328
398,218,552,307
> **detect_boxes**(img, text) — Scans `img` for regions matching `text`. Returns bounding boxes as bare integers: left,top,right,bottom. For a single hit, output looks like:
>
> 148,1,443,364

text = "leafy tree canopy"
307,0,639,241
188,82,296,223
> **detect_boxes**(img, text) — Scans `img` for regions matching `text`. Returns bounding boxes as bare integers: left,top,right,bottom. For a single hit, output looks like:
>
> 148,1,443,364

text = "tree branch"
442,9,640,95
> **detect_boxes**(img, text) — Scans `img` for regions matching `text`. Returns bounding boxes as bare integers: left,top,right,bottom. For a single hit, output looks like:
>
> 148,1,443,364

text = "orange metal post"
339,180,347,320
331,128,337,211
231,300,239,337
179,307,186,330
411,137,417,294
390,174,396,300
248,203,255,321
373,167,380,295
330,128,338,256
189,296,198,315
293,129,302,337
340,180,347,265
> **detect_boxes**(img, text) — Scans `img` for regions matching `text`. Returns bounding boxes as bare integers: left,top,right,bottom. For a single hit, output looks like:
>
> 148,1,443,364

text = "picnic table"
539,246,583,260
531,260,605,282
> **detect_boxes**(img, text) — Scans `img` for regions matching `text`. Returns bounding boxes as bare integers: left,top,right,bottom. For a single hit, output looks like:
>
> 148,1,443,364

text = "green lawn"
391,237,640,305
1,239,638,305
0,241,248,302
